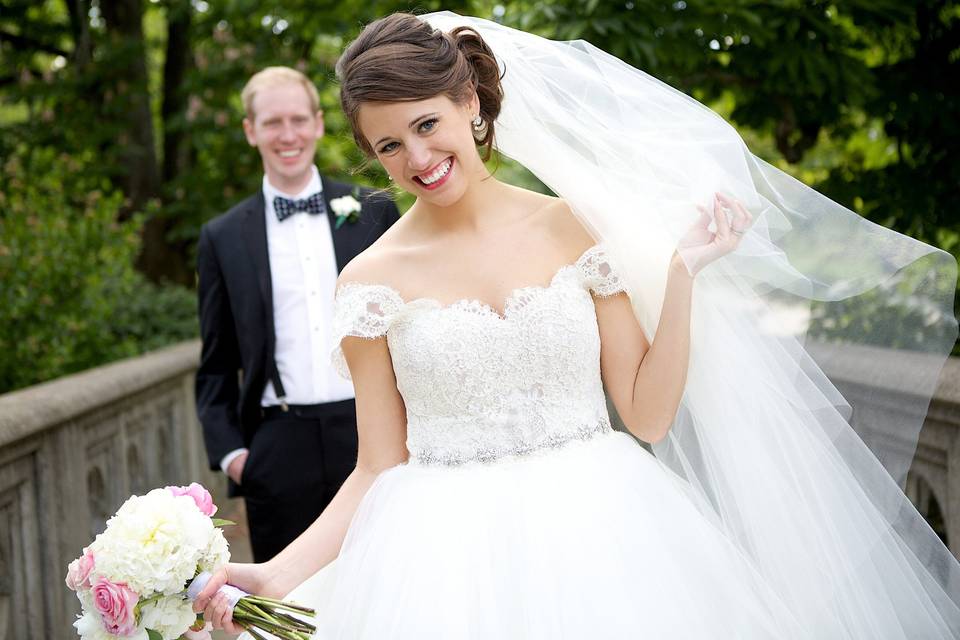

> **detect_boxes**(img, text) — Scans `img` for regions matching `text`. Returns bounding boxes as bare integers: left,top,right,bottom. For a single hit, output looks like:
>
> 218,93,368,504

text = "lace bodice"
332,245,626,465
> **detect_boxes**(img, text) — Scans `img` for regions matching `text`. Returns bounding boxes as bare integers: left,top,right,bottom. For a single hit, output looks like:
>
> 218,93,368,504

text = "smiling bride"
193,12,960,639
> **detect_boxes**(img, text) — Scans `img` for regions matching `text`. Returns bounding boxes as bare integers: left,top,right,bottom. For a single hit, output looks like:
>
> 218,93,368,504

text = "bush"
0,149,197,393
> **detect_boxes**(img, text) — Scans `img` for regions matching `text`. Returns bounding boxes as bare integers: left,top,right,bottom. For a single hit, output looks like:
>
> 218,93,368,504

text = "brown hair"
241,66,321,120
336,13,503,160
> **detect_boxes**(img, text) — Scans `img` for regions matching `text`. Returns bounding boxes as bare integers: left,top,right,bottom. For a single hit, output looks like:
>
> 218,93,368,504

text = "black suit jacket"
195,176,400,474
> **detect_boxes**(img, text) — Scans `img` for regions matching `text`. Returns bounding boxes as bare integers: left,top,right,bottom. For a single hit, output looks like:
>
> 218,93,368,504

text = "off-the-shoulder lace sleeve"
576,245,625,297
331,283,404,380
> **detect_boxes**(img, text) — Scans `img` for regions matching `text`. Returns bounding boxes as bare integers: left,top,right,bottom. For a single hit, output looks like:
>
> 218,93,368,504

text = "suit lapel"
322,175,361,273
242,191,274,327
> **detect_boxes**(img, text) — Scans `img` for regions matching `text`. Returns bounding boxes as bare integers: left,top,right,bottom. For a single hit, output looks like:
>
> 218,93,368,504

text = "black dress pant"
240,399,358,562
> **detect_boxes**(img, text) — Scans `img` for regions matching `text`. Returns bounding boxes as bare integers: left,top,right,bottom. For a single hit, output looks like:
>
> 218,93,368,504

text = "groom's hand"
227,451,249,484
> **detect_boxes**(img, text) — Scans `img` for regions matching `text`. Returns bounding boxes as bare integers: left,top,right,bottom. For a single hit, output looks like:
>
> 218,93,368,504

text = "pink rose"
167,482,218,517
91,579,139,636
65,548,95,591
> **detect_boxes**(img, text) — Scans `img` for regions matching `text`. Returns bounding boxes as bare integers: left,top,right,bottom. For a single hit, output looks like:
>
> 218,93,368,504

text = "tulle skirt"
261,432,809,639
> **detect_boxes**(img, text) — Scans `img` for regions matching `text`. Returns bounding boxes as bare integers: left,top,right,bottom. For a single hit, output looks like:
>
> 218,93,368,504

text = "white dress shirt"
220,167,354,473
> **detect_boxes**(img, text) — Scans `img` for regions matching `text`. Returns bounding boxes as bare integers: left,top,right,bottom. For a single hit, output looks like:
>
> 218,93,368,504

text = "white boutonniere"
330,192,363,229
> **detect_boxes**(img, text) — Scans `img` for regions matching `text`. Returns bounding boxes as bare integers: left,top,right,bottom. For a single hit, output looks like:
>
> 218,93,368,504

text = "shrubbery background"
0,151,196,391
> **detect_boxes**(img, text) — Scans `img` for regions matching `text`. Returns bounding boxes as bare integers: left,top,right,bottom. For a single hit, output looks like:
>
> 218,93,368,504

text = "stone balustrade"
809,342,960,554
0,341,215,640
1,339,959,638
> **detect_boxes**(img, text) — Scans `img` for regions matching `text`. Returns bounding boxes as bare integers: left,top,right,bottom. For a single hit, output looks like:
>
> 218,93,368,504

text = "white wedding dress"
256,245,814,639
239,11,960,639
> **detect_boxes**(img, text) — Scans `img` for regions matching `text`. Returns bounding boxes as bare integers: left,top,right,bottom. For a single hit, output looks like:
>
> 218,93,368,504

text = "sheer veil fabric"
426,12,960,637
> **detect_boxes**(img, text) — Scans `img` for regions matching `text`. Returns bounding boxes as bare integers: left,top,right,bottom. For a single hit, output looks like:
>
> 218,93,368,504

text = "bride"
195,12,960,638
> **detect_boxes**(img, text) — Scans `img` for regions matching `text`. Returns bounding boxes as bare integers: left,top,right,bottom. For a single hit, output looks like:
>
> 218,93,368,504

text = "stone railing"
898,356,960,554
1,340,959,638
915,362,960,553
807,341,960,557
0,340,216,640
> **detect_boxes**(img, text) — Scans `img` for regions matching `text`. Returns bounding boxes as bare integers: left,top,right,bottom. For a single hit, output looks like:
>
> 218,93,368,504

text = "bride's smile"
414,156,454,188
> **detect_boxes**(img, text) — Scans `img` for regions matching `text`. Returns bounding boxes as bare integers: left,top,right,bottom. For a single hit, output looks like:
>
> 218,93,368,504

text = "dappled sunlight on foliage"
0,0,957,387
0,150,196,392
505,0,959,352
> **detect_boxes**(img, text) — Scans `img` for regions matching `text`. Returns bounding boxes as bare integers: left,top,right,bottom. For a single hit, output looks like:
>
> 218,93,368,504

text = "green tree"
1,0,480,285
502,0,959,253
502,0,960,350
0,149,197,391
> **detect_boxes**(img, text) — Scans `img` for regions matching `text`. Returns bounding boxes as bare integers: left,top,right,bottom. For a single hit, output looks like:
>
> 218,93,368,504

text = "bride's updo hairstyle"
336,13,503,161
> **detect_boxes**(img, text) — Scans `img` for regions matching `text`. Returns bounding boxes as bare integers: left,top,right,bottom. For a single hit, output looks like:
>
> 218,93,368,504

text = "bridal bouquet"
66,483,315,640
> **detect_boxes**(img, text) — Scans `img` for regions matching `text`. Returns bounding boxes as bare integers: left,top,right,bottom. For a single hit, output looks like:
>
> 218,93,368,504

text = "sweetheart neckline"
336,244,602,321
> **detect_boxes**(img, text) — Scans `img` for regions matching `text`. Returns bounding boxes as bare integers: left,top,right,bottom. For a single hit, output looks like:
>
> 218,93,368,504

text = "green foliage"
807,256,959,352
0,150,197,393
815,1,960,247
504,0,960,352
1,0,958,389
1,0,487,279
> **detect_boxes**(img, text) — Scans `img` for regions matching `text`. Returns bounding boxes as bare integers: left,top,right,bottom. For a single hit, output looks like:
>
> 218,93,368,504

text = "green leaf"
146,629,162,640
212,518,236,527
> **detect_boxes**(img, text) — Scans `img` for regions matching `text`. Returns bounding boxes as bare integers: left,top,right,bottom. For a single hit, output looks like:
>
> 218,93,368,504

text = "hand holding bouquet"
66,483,315,640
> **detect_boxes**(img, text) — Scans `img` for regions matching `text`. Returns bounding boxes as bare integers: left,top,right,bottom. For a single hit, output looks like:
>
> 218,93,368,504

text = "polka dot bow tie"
273,193,327,222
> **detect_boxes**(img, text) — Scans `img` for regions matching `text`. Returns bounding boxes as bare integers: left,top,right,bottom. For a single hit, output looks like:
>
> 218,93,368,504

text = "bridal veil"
426,12,960,637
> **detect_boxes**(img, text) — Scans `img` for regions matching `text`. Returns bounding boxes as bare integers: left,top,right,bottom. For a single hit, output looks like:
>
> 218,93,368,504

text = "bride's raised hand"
676,192,753,276
191,562,266,634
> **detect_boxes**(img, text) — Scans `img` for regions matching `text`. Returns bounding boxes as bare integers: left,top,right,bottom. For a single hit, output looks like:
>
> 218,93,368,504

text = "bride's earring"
472,114,487,143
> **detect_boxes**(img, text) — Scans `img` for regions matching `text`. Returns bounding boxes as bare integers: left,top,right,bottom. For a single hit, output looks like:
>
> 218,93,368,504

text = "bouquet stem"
188,572,316,639
233,598,316,639
244,594,316,615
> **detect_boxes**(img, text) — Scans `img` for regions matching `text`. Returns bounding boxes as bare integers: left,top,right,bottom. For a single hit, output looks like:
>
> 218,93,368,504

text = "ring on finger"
212,595,230,621
196,594,213,613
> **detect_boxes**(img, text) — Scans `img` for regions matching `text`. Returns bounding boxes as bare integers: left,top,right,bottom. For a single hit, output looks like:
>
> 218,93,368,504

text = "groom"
195,67,399,562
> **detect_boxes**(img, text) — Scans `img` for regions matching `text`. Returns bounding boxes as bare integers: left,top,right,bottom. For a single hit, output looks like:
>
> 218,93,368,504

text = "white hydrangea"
139,596,198,639
74,612,148,640
89,489,216,595
199,527,230,575
76,587,95,613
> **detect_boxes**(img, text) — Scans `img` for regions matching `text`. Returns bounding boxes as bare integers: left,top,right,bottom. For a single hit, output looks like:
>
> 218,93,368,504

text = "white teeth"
420,159,452,185
279,149,300,158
